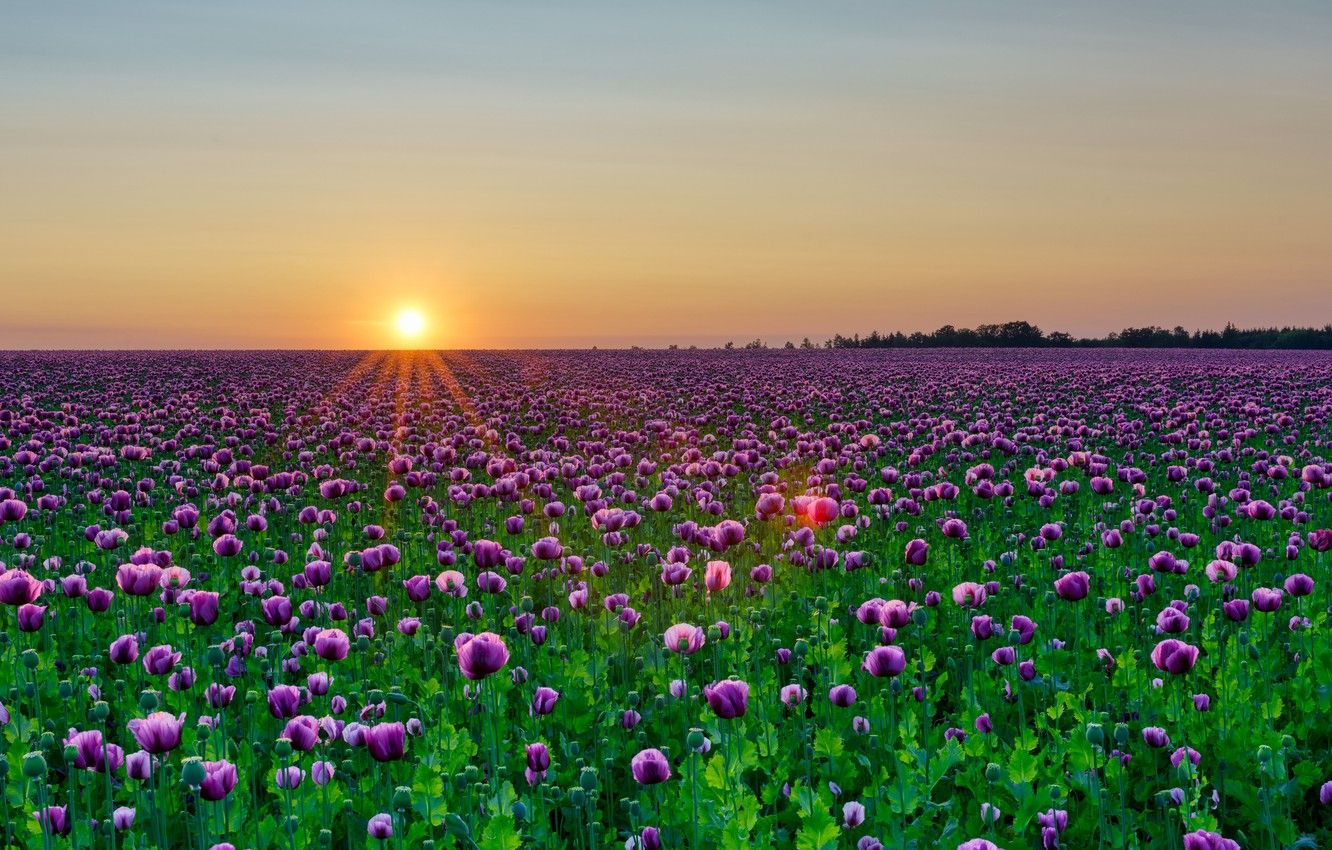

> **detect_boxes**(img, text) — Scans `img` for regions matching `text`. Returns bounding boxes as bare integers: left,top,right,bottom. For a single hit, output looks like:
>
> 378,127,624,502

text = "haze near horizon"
3,2,1331,349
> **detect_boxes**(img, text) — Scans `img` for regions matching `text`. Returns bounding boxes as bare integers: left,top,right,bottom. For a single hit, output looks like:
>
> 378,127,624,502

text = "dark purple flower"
402,575,431,601
362,722,407,761
368,813,393,840
261,595,293,626
212,534,243,557
1251,587,1283,613
127,712,185,754
455,632,510,680
704,679,749,719
863,645,907,678
1053,571,1090,601
65,728,125,772
142,644,181,676
188,591,220,626
531,686,560,716
0,569,42,605
1142,726,1170,748
1283,573,1314,597
267,684,304,718
904,538,928,566
275,766,305,789
1181,830,1238,850
829,684,857,707
200,760,238,801
283,715,321,751
314,628,350,661
34,806,71,836
16,603,45,631
630,748,672,784
1150,639,1199,675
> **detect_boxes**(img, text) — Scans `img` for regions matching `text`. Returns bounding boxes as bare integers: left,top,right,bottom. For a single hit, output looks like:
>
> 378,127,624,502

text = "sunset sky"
3,2,1331,349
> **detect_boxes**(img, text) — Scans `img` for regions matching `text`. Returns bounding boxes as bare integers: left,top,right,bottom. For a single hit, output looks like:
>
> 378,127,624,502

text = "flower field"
1,348,1331,850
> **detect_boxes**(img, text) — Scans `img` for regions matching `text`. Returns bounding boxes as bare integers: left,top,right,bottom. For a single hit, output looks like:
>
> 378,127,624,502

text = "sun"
395,309,426,339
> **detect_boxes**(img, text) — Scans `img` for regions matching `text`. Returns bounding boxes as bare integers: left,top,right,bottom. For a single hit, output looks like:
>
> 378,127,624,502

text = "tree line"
695,321,1332,350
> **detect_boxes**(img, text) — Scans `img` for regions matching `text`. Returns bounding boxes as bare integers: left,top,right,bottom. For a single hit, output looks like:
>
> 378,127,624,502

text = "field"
1,348,1330,850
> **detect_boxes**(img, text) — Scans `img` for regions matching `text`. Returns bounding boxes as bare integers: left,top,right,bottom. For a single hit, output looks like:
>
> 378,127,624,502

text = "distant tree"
784,341,796,349
803,320,1332,349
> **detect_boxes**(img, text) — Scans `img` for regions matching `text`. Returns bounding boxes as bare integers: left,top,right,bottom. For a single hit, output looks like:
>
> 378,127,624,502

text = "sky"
3,1,1331,349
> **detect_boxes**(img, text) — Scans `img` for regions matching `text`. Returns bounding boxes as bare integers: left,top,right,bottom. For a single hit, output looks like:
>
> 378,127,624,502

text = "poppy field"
1,348,1331,850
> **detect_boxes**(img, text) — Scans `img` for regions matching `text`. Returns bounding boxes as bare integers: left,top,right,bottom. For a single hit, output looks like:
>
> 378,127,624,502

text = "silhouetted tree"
803,322,1332,349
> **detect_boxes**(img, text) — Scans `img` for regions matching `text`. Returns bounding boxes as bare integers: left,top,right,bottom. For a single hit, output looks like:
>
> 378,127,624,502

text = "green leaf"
885,783,922,815
704,755,729,791
479,813,522,850
793,781,823,819
486,782,518,817
439,720,479,774
921,646,937,672
1008,748,1039,784
1012,789,1044,832
1066,734,1096,774
1015,728,1039,752
814,727,845,759
411,771,449,826
928,737,964,788
721,818,753,850
733,791,761,832
795,807,841,850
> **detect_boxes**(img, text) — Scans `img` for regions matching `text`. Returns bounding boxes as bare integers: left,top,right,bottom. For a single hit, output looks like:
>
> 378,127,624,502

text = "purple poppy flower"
863,645,907,678
362,722,407,761
200,760,239,801
704,679,749,719
367,813,393,839
1150,639,1199,675
455,632,509,680
630,748,672,784
127,712,185,754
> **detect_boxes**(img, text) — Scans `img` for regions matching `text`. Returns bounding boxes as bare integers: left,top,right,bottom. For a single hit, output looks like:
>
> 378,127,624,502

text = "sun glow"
395,309,426,340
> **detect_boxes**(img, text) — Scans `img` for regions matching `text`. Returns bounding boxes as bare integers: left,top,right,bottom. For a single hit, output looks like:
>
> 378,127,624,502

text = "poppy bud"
23,751,48,778
180,757,207,787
